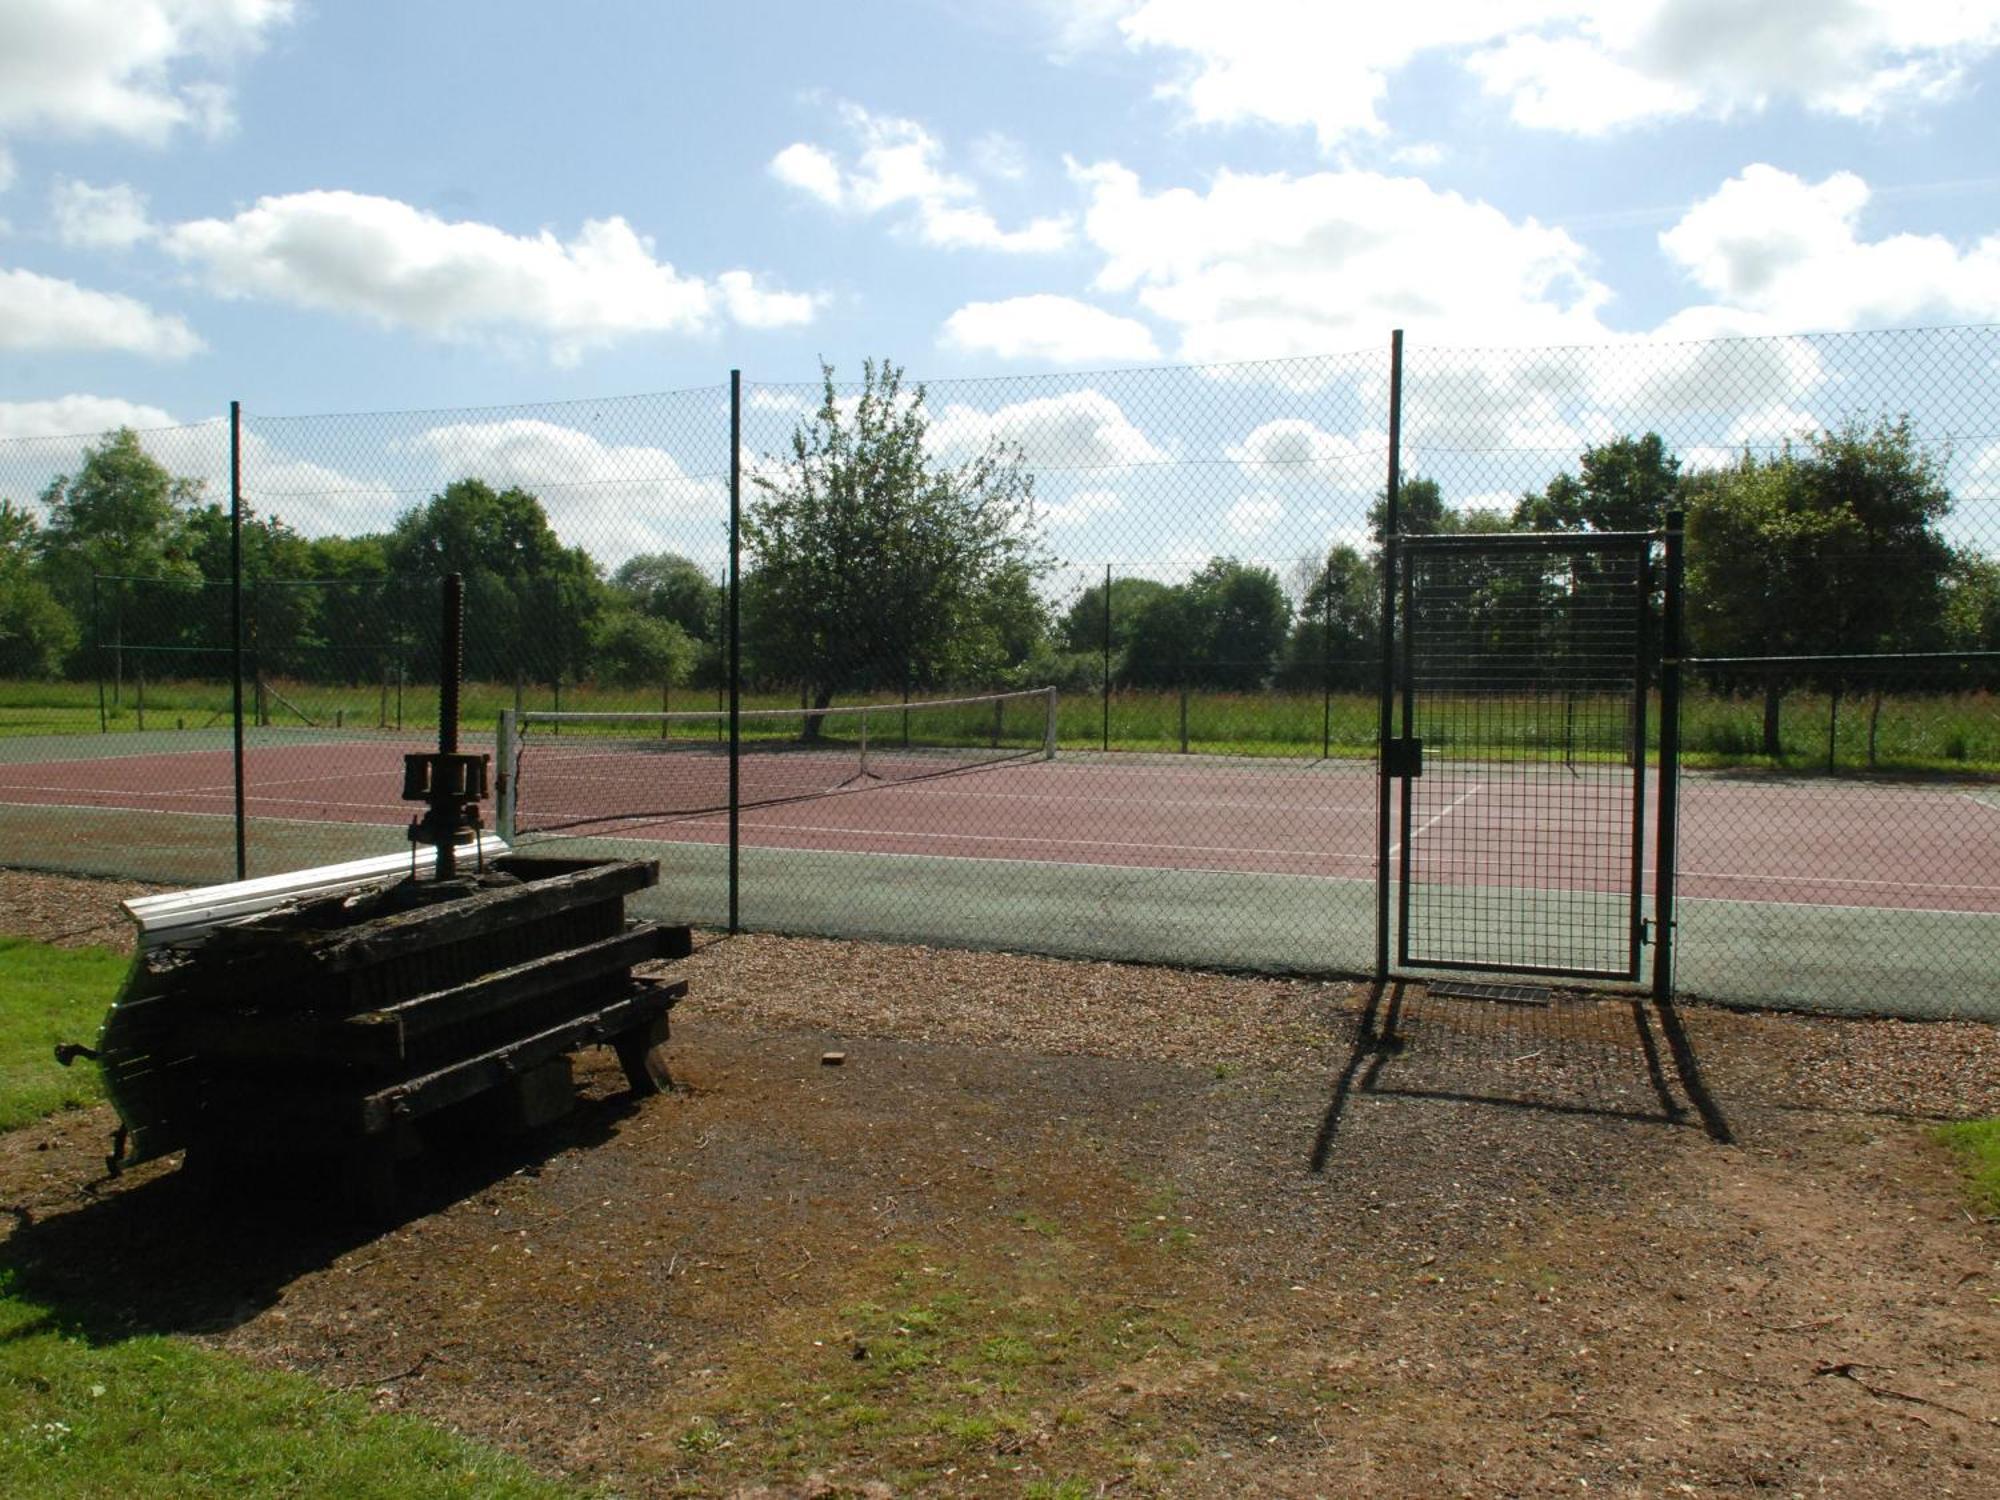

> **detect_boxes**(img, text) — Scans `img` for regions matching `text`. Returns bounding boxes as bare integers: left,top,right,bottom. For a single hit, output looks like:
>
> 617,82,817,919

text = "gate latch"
1383,737,1424,778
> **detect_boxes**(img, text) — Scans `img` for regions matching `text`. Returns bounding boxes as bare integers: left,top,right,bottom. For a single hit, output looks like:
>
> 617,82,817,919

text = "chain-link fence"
0,328,1994,1018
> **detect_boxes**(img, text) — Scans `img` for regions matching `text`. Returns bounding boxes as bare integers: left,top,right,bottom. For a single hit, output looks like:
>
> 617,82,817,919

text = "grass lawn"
0,933,577,1498
1937,1119,2000,1217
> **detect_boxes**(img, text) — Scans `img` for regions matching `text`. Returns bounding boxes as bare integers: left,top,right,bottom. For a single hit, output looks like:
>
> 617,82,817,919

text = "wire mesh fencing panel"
1402,327,2000,1017
239,389,736,902
732,355,1390,971
0,419,241,883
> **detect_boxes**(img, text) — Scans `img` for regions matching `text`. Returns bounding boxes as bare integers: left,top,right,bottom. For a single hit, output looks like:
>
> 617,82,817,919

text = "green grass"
4,675,1996,774
0,936,579,1497
1936,1119,2000,1217
0,937,127,1131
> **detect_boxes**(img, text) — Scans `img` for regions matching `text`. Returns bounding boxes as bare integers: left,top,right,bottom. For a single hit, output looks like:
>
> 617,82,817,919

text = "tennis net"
500,687,1059,837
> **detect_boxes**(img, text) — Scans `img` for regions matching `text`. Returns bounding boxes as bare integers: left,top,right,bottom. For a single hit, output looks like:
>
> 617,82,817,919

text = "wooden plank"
181,1006,405,1067
195,978,685,1138
302,860,659,976
354,923,681,1042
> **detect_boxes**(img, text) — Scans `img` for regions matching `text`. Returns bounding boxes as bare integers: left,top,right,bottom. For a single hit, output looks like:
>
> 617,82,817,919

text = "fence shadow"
1310,981,1732,1172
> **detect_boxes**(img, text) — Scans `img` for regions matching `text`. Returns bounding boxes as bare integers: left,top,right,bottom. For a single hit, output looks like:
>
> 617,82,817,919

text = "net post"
496,709,516,840
859,702,870,780
1043,686,1058,760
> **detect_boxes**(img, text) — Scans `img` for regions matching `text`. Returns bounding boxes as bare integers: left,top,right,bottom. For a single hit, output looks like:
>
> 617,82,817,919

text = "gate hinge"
1383,738,1424,778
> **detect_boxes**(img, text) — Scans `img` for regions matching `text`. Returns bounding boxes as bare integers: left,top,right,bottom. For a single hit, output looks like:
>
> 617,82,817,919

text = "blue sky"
3,1,1999,571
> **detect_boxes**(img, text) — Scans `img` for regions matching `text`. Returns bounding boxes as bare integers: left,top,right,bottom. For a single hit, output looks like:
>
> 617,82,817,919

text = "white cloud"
51,179,154,249
717,270,822,329
161,191,820,361
928,389,1168,470
769,143,843,206
1100,0,2000,145
1035,487,1123,528
0,394,180,439
1071,159,1611,362
0,267,202,357
1228,419,1374,469
940,294,1160,364
1659,164,2000,328
405,419,727,565
0,146,13,195
769,103,1071,253
0,0,294,152
1224,493,1284,537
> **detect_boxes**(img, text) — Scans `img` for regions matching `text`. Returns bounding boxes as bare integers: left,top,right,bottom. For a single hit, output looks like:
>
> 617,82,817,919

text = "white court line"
1387,783,1483,859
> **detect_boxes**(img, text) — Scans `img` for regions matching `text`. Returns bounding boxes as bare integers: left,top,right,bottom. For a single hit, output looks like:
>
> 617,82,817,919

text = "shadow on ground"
1311,982,1733,1172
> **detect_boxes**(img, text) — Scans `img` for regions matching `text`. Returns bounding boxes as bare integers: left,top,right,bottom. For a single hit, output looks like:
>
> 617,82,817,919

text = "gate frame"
1375,518,1684,996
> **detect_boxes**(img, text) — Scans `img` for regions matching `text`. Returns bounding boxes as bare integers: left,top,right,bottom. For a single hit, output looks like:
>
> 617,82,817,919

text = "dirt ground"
2,867,1998,1498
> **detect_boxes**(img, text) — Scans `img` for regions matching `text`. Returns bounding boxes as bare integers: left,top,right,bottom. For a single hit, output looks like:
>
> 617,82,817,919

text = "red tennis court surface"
1,736,1995,916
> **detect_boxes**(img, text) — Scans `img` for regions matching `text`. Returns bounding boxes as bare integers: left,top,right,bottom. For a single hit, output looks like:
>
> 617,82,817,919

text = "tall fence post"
1101,563,1112,753
92,574,107,733
230,400,247,880
1653,509,1685,1000
728,369,743,935
1320,552,1334,760
1375,330,1404,981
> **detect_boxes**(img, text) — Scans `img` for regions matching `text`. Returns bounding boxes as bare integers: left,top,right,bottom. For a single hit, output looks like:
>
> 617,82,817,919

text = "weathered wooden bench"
94,844,690,1212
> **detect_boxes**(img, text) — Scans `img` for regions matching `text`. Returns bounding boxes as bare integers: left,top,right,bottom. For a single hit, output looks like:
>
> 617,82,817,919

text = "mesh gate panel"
1399,537,1649,978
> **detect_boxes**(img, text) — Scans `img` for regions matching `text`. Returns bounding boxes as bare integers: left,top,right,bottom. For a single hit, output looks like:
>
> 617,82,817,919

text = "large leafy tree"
1122,557,1291,689
1058,575,1172,657
388,479,605,683
1514,433,1681,533
745,360,1045,728
1685,417,1957,753
35,429,204,686
611,552,721,641
1275,544,1378,690
0,501,77,677
35,428,203,608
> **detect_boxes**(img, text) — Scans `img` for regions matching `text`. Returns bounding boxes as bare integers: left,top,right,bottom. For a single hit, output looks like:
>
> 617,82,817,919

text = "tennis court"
1,720,1995,1016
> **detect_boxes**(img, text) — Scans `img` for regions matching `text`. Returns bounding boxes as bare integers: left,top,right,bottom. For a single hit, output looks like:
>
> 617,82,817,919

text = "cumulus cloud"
1071,159,1611,362
0,267,202,357
1227,419,1376,469
1224,493,1284,537
0,394,180,439
0,0,294,154
50,179,154,249
940,294,1160,364
405,418,727,565
1658,163,2000,329
1035,486,1124,528
927,389,1167,470
161,191,819,361
769,103,1071,253
1099,0,2000,145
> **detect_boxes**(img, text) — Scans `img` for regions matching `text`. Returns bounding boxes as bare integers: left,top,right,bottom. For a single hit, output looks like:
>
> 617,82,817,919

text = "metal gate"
1387,530,1668,982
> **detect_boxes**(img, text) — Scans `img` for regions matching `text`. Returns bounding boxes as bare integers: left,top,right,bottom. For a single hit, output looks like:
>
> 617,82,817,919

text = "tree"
35,429,202,609
35,429,204,688
1684,417,1957,754
387,479,605,683
1514,433,1681,533
1275,545,1378,690
592,610,697,691
1121,557,1290,689
1059,575,1172,656
1367,476,1450,546
611,552,722,641
745,359,1043,731
0,501,77,677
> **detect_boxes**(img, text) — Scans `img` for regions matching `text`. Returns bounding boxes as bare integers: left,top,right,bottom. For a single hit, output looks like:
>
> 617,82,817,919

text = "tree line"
4,365,1997,721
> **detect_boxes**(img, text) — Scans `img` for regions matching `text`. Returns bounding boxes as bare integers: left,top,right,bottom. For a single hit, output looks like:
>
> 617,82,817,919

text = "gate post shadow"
1309,982,1731,1173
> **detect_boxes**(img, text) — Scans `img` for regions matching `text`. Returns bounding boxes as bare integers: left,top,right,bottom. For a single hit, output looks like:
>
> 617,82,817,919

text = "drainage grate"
1426,981,1552,1007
